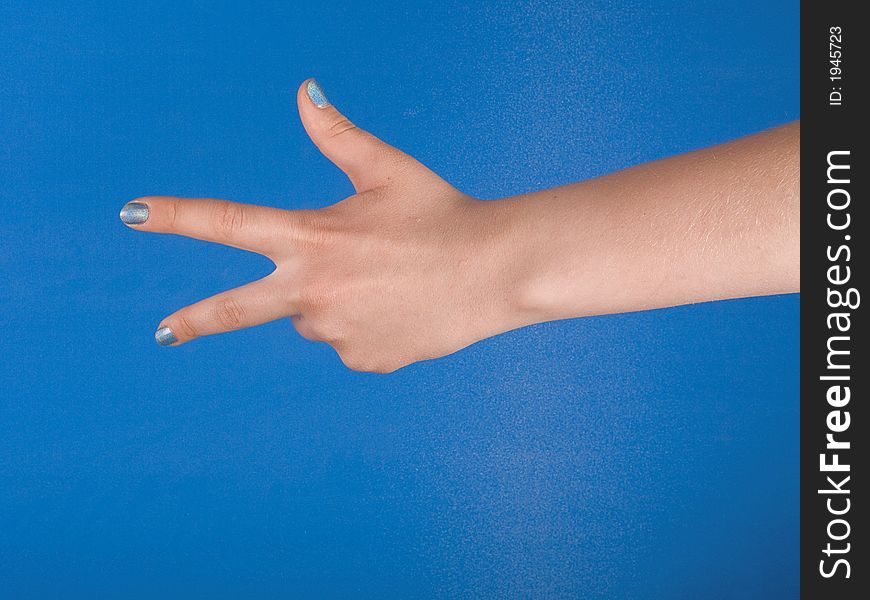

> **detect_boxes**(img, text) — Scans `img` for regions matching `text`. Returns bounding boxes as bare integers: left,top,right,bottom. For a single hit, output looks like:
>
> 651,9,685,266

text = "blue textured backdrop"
0,1,799,597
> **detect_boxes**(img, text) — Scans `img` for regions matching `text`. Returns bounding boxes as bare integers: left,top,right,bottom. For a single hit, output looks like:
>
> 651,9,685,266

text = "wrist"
482,192,602,331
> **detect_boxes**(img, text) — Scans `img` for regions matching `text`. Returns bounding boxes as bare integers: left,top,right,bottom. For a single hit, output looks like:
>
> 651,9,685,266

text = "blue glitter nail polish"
154,326,177,346
306,79,329,108
120,202,149,224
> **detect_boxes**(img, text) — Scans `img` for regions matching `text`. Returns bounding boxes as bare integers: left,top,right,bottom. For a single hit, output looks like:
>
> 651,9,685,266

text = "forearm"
496,121,800,326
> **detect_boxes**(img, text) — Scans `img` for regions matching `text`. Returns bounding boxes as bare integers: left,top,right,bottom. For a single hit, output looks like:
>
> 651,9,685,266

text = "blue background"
0,1,799,598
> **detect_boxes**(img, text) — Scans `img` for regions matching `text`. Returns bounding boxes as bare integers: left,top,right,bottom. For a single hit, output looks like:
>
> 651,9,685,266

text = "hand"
121,79,519,373
123,80,800,372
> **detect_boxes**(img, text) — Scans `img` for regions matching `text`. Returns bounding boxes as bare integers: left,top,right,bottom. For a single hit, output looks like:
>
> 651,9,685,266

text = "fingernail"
154,326,177,346
306,79,329,108
120,202,149,224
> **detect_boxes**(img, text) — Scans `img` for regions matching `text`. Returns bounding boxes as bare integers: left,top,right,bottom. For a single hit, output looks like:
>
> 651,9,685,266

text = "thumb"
297,79,403,192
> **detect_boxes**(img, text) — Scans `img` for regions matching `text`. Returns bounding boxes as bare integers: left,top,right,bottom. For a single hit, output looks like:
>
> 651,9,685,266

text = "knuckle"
176,313,199,339
211,201,246,238
214,297,246,329
167,198,180,230
298,279,334,311
337,349,396,374
326,117,357,140
339,351,369,372
304,313,341,344
159,197,180,231
289,210,329,250
291,315,321,341
373,360,403,374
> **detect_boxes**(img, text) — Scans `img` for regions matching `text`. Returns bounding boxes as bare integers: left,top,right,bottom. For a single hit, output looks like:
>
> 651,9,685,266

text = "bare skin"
122,79,800,373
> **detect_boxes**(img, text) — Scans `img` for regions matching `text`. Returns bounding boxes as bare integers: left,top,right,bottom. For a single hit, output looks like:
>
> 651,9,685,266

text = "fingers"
120,196,299,256
297,78,407,192
154,276,294,346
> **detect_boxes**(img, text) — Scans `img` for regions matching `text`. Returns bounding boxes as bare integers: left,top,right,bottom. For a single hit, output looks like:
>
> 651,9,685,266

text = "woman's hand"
121,79,520,373
122,79,799,372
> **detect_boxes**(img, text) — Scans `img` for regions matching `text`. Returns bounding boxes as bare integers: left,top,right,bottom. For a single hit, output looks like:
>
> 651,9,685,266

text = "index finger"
120,196,297,256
